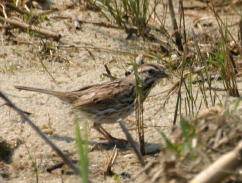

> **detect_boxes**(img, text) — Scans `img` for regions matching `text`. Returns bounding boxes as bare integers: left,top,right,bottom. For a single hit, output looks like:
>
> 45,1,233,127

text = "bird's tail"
15,86,64,97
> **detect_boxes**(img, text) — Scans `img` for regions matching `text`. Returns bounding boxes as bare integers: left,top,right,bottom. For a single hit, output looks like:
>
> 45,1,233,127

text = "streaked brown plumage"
15,63,168,142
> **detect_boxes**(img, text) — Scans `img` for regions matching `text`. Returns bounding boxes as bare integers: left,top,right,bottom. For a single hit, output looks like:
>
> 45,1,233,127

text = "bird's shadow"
49,135,75,143
49,134,163,155
89,141,163,155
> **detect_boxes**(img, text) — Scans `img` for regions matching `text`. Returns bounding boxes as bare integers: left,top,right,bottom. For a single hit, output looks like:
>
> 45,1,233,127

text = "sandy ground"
0,0,241,182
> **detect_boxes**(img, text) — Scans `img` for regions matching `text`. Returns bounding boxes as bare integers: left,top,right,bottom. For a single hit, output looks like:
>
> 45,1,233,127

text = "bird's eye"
148,69,155,74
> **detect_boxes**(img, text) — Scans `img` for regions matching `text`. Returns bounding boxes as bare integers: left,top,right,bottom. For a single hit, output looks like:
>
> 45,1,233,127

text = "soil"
0,0,242,182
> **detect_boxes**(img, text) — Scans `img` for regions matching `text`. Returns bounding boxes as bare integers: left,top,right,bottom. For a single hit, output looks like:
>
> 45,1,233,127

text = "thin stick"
5,2,30,15
118,119,145,166
0,16,61,41
0,91,80,175
103,146,118,176
190,141,242,183
167,0,183,51
39,59,57,83
103,64,116,80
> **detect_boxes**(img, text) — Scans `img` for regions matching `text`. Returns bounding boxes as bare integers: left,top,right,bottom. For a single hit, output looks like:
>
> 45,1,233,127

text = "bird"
15,63,168,143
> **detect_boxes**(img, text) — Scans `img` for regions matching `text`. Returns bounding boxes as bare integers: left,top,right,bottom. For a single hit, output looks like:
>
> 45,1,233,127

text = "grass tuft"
75,112,89,183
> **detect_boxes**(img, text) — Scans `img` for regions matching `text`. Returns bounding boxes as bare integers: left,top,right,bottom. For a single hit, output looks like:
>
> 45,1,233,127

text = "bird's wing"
72,79,135,109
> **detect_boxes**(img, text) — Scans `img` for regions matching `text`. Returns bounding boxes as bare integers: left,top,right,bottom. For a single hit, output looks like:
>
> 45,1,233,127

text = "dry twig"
118,119,145,166
0,16,61,40
190,140,242,183
58,44,155,59
103,64,117,81
103,146,118,176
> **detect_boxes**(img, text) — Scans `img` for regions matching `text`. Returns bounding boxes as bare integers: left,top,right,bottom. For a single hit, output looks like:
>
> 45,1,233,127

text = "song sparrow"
15,63,168,142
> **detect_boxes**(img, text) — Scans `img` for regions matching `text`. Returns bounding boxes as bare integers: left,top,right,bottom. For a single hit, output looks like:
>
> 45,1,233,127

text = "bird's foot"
108,137,128,148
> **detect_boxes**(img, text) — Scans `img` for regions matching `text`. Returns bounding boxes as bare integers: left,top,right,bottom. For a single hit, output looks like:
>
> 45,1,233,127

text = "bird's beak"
160,71,169,78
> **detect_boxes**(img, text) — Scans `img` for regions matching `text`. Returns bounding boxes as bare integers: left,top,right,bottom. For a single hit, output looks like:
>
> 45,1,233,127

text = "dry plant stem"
209,3,236,43
133,61,145,155
190,140,242,183
118,119,145,166
39,59,57,83
173,71,183,125
167,0,183,52
58,44,155,59
0,16,61,41
5,2,30,15
165,67,205,99
136,96,145,155
164,67,205,124
104,146,118,176
0,103,31,115
209,4,239,97
179,0,187,45
0,91,80,175
104,64,112,76
191,29,210,106
104,64,116,80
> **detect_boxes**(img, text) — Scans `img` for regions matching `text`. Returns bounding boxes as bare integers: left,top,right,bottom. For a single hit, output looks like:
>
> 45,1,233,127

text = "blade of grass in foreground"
132,61,145,155
75,113,89,183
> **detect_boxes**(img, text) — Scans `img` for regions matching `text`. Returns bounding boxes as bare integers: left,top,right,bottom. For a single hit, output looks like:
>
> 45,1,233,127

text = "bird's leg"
93,125,127,143
93,125,117,142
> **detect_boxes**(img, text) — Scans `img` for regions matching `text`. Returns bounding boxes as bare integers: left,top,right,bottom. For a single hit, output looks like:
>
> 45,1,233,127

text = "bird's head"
136,63,168,82
127,63,168,96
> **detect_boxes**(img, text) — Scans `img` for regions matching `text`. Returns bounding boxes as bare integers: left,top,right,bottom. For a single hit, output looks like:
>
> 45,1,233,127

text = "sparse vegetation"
0,0,241,182
82,0,160,38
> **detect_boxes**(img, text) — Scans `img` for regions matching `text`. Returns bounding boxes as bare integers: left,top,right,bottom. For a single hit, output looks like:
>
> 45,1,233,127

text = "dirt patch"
0,0,242,182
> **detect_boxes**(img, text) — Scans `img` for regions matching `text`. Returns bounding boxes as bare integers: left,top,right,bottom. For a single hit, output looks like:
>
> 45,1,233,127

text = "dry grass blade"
103,64,117,80
39,59,57,83
135,92,145,154
0,91,80,175
179,0,187,45
118,119,145,166
103,146,118,176
58,44,155,59
164,67,205,107
0,16,61,40
208,3,239,97
5,2,30,15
